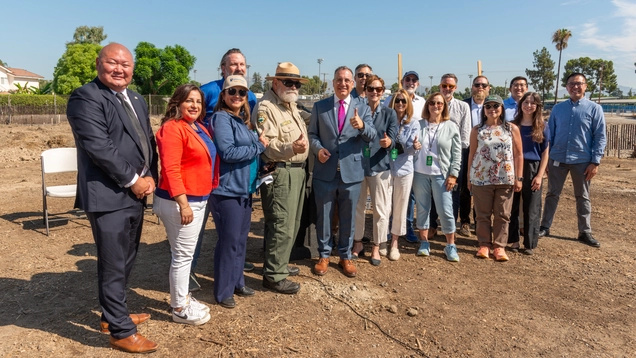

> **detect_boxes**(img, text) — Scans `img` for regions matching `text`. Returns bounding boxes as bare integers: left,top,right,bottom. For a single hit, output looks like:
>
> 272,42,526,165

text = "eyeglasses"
484,103,501,109
366,86,384,93
428,101,444,107
226,88,247,97
404,77,418,83
357,73,371,79
440,84,456,90
473,83,489,88
395,98,407,104
335,78,353,84
567,81,586,87
280,79,302,89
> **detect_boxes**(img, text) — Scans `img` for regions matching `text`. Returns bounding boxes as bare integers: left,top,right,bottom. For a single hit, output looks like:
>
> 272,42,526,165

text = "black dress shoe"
218,297,235,309
234,286,255,296
538,227,550,237
287,266,299,276
578,232,600,248
262,278,300,294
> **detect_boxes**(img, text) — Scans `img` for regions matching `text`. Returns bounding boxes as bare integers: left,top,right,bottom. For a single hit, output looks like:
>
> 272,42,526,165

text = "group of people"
66,43,607,353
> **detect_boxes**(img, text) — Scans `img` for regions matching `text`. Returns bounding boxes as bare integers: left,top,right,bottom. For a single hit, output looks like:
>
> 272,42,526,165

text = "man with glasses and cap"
351,64,373,102
252,62,309,294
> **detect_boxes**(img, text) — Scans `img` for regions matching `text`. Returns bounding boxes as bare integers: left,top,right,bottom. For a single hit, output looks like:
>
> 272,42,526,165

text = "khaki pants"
472,185,513,248
354,171,392,245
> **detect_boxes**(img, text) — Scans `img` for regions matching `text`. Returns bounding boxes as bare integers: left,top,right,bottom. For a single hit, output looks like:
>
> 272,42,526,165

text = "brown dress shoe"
110,333,158,353
338,259,357,277
100,313,151,333
313,257,330,275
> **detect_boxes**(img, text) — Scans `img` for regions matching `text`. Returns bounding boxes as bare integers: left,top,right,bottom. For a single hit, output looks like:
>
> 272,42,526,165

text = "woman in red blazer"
154,84,218,326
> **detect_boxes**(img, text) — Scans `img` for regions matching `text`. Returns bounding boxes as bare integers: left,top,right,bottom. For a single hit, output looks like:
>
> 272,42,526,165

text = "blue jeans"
412,172,456,234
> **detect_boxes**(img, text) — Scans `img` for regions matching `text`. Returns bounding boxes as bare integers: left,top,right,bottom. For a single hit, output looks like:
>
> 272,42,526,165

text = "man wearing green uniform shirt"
253,62,309,294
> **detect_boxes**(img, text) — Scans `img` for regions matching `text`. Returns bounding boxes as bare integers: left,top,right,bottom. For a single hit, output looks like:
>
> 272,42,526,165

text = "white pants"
391,173,414,236
153,195,207,308
354,171,392,245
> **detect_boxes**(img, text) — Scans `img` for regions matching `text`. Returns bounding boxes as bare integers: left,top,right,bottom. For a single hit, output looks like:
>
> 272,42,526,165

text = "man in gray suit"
67,43,158,353
308,66,376,278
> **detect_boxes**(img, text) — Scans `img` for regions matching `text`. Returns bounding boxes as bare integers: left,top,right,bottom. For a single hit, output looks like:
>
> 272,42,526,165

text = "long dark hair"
213,87,251,126
479,100,510,132
513,92,545,143
161,84,206,125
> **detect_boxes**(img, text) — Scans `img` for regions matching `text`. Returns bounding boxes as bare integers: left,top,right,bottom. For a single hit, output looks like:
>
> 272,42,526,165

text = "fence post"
617,124,621,158
7,93,11,124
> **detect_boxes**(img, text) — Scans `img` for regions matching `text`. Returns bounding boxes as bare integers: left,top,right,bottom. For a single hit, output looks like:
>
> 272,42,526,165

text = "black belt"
275,162,305,169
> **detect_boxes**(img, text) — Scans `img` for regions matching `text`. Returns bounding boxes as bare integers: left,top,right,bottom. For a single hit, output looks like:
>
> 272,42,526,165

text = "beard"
278,89,299,103
405,87,415,95
473,91,486,101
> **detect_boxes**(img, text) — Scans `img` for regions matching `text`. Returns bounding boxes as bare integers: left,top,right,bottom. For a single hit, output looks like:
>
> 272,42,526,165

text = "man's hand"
350,108,364,129
379,132,392,148
130,177,150,199
584,163,599,181
413,135,422,151
292,133,308,154
318,148,331,163
143,176,155,196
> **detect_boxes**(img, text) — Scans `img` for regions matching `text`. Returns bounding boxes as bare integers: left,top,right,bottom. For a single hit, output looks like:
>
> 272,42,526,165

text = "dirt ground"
0,121,634,358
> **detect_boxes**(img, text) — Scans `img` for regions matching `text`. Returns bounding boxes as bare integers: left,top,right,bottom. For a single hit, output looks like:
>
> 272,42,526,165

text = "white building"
0,65,44,92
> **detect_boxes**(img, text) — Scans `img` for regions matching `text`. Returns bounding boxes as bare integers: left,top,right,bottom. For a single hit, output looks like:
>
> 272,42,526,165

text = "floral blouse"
470,124,515,186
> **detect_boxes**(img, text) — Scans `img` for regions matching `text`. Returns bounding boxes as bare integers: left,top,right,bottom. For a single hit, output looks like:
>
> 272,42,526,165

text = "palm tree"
552,28,573,104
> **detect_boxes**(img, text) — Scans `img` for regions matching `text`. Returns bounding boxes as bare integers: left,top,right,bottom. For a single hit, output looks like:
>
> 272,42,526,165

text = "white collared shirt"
333,94,351,117
111,88,146,187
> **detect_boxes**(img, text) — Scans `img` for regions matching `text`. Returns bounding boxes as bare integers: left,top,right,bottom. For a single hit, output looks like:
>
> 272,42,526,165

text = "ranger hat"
265,62,309,83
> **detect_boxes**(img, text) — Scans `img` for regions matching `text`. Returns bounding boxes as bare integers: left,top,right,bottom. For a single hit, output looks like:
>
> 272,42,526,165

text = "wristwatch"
516,177,524,182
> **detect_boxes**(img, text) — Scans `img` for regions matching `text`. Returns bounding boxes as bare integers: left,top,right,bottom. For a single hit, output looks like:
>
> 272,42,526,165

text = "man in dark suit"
459,75,490,237
308,66,376,278
67,43,158,353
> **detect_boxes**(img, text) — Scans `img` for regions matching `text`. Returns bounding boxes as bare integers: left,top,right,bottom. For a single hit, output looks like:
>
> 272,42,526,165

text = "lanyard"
426,121,442,152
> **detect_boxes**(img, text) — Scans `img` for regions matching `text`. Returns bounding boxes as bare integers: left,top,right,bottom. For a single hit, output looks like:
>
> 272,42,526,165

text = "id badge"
553,160,560,167
426,155,433,166
390,148,398,160
364,145,371,157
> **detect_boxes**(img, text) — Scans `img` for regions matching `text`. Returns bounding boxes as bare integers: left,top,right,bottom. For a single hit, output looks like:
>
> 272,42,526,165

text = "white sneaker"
186,293,210,313
172,304,211,325
388,247,400,261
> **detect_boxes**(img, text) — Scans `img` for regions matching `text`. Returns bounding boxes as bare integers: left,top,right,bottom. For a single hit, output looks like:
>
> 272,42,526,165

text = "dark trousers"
208,194,252,303
87,202,144,339
313,172,361,260
459,147,473,224
508,160,543,249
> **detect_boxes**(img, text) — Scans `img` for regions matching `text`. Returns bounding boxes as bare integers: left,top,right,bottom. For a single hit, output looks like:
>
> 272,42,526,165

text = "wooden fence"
605,123,636,158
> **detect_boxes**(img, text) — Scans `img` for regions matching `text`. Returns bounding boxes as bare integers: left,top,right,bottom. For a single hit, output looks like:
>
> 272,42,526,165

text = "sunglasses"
440,84,456,90
357,73,371,79
484,103,501,109
226,88,247,97
366,86,384,93
404,77,418,83
395,98,407,104
428,101,444,107
473,83,489,88
280,79,302,88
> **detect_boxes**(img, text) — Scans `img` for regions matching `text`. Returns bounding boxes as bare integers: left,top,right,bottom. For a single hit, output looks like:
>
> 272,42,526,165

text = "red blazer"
156,119,219,198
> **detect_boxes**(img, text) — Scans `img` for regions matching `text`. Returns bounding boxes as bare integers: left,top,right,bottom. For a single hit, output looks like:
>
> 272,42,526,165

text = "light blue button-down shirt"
548,97,606,165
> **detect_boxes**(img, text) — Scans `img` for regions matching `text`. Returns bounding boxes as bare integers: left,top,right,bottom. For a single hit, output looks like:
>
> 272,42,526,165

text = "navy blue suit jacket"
67,78,158,212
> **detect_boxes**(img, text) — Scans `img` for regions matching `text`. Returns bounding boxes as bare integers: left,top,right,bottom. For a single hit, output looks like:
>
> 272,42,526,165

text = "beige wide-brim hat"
265,62,309,83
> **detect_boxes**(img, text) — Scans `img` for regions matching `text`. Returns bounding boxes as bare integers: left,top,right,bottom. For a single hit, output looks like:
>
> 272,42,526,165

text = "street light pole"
194,69,197,82
246,64,251,87
429,76,433,89
217,67,221,79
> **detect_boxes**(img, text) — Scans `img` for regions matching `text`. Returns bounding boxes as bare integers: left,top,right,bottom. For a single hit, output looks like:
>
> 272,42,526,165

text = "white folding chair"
41,148,82,235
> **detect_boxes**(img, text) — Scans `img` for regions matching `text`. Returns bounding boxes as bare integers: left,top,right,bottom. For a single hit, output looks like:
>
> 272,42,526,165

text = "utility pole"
321,73,328,94
246,64,251,87
193,69,197,82
598,64,604,104
317,59,324,80
468,74,473,84
217,67,221,79
429,75,433,89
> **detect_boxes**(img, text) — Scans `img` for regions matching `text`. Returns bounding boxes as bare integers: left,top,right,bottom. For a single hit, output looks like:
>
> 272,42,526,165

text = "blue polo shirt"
548,97,606,165
503,96,518,122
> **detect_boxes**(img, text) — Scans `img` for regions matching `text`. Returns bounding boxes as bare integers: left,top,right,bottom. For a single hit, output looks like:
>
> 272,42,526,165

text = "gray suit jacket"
67,78,158,212
308,95,376,184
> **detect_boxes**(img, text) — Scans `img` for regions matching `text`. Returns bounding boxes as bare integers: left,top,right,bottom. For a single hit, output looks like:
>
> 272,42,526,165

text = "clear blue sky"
3,0,635,93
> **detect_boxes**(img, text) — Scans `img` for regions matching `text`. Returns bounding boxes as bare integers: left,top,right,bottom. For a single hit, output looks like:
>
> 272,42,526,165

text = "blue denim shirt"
548,97,606,165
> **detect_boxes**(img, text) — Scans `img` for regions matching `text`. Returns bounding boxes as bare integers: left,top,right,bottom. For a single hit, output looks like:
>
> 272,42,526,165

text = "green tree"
69,26,107,45
132,42,196,95
628,88,633,98
562,57,618,99
263,73,272,93
52,43,102,94
552,28,573,103
299,75,322,95
525,47,555,100
390,82,399,93
250,72,264,93
0,59,6,67
491,86,507,98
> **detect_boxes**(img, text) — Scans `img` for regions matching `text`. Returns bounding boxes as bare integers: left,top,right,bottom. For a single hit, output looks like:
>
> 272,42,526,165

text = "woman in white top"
412,92,462,262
